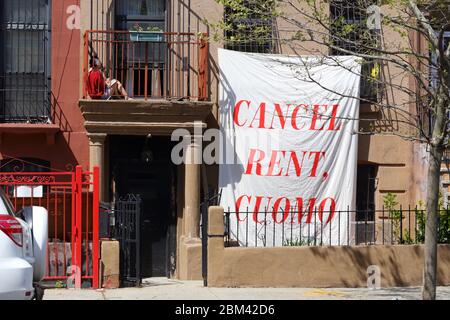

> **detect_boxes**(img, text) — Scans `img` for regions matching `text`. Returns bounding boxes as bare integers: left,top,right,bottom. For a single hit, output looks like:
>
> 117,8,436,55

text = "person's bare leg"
109,83,120,99
116,81,130,100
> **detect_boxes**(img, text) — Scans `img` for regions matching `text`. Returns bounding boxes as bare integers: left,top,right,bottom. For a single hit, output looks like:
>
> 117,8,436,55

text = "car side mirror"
21,206,34,229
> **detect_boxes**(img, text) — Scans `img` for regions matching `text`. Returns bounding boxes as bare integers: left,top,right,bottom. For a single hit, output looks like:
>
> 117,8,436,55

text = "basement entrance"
109,135,177,278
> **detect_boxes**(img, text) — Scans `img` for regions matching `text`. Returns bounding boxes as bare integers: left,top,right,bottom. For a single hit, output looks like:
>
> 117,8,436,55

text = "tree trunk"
422,82,447,300
422,144,442,300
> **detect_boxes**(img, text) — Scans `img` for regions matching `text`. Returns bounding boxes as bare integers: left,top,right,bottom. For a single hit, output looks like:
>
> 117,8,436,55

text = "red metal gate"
0,165,100,289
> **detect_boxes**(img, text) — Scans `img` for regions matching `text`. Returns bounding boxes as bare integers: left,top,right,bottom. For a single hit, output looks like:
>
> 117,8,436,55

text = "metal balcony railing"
83,30,209,101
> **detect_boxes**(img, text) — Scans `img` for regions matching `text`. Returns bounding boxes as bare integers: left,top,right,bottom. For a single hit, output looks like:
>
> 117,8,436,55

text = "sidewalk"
43,278,450,300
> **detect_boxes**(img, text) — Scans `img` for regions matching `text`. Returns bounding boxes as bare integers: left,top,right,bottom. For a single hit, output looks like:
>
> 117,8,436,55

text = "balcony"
82,30,209,101
80,30,212,136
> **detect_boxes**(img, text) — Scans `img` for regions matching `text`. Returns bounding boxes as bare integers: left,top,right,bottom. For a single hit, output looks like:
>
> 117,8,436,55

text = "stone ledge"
0,123,60,145
79,99,213,115
79,99,213,136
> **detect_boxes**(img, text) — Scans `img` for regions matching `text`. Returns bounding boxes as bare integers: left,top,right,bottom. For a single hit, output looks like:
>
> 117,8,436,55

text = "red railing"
0,166,100,289
83,30,209,101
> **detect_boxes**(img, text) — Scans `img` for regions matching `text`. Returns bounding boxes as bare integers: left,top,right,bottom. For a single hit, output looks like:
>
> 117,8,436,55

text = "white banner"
218,49,361,246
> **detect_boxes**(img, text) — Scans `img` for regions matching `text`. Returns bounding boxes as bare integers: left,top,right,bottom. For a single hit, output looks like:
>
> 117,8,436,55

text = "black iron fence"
114,194,142,287
223,207,450,247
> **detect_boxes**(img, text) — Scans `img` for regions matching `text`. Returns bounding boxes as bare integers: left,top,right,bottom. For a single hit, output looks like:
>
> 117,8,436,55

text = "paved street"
43,278,450,300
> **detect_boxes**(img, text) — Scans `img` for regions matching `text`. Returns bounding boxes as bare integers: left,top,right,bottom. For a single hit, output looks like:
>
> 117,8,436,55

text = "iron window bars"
224,0,278,54
0,0,51,123
330,0,381,102
426,31,450,138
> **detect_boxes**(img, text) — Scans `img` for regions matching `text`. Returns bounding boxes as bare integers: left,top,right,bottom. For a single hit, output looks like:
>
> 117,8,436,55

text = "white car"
0,188,48,300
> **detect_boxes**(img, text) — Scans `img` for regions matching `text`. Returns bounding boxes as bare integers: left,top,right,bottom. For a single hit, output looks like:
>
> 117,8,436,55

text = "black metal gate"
114,194,142,287
200,171,221,287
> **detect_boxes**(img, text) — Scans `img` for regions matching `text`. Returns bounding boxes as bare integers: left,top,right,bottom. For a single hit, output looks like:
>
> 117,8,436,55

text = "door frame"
109,146,177,278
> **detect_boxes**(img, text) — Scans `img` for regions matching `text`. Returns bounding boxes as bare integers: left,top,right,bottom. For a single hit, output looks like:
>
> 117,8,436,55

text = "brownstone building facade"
0,0,435,283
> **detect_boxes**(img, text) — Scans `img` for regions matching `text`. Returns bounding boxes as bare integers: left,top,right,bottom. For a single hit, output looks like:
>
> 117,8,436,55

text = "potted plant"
129,24,164,42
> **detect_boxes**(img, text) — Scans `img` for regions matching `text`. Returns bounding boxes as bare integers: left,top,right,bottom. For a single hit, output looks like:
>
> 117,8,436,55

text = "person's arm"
86,71,93,99
99,73,106,90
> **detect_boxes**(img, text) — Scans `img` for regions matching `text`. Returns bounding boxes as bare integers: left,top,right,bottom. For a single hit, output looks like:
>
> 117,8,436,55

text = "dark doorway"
109,135,177,278
356,164,377,244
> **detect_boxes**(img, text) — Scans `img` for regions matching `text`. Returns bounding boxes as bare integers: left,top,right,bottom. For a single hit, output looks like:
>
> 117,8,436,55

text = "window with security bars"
0,0,51,123
224,0,277,54
425,31,450,138
330,0,381,102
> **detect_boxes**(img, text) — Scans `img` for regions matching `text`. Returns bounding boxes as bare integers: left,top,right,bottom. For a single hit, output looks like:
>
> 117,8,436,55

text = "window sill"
0,123,60,145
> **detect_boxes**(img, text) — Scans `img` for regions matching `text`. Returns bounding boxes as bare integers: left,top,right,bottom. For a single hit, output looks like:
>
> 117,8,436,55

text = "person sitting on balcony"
86,58,105,99
86,58,131,100
104,72,131,100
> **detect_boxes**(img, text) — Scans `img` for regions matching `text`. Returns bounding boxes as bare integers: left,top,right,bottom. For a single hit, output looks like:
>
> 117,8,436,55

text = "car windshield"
0,187,15,216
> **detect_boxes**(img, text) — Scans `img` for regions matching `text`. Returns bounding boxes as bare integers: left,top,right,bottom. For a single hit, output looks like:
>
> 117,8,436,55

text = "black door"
113,158,172,277
356,165,377,244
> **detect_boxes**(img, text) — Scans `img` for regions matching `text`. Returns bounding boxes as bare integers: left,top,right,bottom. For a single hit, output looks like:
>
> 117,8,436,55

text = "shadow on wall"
307,245,423,287
216,71,245,189
0,131,81,172
208,207,450,288
88,0,115,31
51,92,73,133
302,244,450,287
